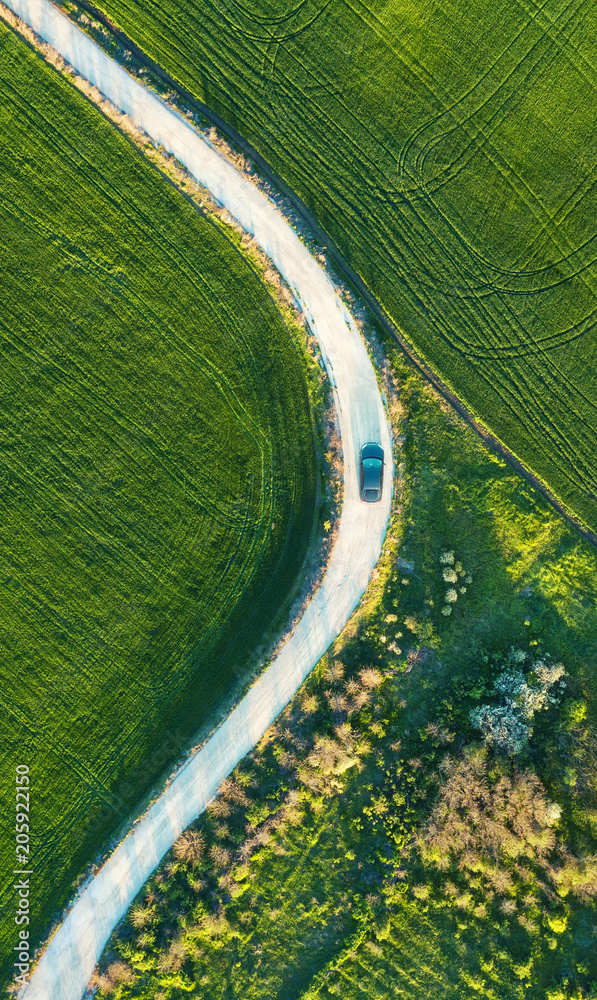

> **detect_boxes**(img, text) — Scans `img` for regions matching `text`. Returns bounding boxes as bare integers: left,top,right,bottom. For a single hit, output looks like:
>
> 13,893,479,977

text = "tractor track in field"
2,2,392,998
43,0,597,550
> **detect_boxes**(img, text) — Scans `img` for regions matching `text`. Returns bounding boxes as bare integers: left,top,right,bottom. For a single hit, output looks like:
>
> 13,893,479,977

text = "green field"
95,334,597,1000
0,23,317,987
85,0,597,533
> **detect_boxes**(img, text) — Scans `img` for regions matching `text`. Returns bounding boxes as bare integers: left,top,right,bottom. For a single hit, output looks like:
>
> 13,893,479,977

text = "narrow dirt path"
3,2,393,998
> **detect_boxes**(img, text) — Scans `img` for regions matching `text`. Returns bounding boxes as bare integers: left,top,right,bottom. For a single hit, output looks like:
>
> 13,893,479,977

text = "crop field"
0,22,317,987
95,338,597,1000
87,0,597,534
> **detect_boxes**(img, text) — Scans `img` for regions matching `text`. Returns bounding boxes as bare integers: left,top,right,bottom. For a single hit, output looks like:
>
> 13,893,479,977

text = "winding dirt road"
4,2,393,997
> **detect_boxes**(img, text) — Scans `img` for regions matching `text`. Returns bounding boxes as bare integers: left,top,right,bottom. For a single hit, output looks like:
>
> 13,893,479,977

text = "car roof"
363,463,381,489
360,442,383,461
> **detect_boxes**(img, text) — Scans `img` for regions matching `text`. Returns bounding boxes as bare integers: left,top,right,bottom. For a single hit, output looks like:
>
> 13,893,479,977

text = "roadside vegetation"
0,21,322,988
94,335,597,999
72,0,597,537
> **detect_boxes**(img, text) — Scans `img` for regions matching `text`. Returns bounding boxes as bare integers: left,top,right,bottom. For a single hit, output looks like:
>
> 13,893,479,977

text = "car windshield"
364,489,379,500
361,443,383,462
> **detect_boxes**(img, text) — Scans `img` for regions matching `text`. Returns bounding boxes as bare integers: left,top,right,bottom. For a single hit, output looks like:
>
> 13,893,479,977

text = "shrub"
93,961,135,994
207,797,231,819
563,699,587,728
130,905,156,930
301,693,319,715
349,690,371,714
324,661,345,685
549,852,597,901
218,778,250,807
418,752,561,889
359,667,383,689
208,845,232,869
325,690,348,714
173,830,205,865
545,913,568,934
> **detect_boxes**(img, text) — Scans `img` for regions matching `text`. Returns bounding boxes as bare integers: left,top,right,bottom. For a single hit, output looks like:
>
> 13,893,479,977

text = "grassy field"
81,0,597,534
95,333,597,999
0,22,318,989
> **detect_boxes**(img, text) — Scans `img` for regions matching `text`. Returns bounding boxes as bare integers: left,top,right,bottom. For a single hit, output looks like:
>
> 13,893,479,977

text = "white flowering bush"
470,703,529,756
441,606,452,616
470,653,567,755
439,550,455,565
534,659,566,687
493,669,527,706
442,568,458,584
445,589,458,603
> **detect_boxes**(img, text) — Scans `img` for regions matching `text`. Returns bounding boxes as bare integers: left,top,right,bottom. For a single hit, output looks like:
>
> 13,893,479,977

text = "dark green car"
360,443,384,503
